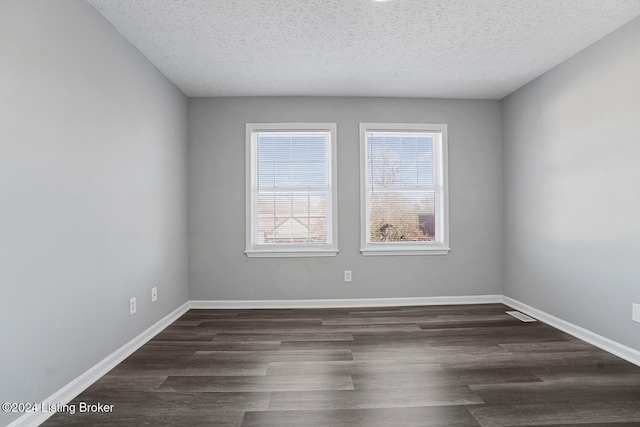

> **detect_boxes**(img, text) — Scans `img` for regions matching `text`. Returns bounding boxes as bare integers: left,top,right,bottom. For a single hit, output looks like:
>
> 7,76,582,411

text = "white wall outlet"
633,303,640,323
151,287,158,302
129,297,137,315
344,270,352,282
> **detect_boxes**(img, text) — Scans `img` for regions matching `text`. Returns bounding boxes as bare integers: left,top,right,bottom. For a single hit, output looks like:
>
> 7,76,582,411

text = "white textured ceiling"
86,0,640,99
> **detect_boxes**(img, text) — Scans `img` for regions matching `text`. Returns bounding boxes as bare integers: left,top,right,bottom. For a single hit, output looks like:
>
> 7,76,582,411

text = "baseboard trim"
8,302,190,427
502,296,640,368
188,295,503,309
11,295,640,427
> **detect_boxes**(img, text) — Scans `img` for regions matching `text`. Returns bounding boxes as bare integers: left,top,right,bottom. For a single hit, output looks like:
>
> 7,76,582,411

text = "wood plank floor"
42,304,640,426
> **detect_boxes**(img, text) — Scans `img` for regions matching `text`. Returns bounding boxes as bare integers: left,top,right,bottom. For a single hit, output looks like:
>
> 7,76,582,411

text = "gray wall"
188,97,503,300
503,16,640,351
8,2,638,423
0,1,188,424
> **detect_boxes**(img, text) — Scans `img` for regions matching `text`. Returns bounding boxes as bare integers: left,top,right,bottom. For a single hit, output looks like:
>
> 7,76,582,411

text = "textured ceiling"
86,0,640,99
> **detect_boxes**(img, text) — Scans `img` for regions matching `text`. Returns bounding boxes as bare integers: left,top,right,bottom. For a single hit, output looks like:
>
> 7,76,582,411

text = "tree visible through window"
360,124,449,256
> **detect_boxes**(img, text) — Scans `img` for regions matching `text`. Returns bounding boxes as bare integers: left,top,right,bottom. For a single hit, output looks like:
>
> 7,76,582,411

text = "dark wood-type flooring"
43,304,640,426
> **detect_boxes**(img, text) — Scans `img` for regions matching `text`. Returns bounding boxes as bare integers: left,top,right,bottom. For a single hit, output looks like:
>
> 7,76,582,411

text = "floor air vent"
506,310,537,322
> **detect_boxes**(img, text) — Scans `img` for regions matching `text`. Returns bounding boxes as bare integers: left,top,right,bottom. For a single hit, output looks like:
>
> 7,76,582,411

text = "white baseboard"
189,295,503,309
502,296,640,368
8,302,190,427
11,295,640,427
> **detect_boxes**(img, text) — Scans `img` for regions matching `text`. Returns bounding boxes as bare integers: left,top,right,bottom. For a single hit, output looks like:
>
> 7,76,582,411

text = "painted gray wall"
0,1,188,424
7,2,638,423
188,97,503,300
503,16,640,351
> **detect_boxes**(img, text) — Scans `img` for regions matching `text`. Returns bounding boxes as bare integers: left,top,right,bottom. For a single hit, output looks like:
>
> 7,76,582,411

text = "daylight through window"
360,123,450,256
246,124,338,257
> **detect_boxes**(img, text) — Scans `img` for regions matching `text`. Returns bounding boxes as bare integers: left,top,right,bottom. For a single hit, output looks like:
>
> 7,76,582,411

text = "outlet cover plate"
129,297,137,315
344,270,352,282
151,287,158,302
633,303,640,323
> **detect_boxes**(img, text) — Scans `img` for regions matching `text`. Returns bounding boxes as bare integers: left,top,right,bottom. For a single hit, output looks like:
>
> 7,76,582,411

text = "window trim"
359,123,450,256
245,123,338,258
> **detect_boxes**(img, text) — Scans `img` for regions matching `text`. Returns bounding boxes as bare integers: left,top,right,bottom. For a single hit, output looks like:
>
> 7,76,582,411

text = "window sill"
360,246,451,256
245,248,339,258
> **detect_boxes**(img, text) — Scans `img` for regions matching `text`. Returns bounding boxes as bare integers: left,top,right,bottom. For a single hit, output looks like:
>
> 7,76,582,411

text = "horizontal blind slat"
255,131,330,245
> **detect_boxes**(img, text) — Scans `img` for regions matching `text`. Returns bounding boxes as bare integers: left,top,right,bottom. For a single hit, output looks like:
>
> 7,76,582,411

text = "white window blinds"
366,131,437,242
360,124,449,255
256,132,330,244
246,124,338,257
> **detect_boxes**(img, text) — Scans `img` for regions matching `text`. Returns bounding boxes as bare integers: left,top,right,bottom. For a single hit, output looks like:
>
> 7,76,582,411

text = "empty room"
2,0,640,426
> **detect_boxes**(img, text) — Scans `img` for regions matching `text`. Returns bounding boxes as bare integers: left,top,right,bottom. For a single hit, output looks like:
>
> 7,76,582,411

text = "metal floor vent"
506,310,537,322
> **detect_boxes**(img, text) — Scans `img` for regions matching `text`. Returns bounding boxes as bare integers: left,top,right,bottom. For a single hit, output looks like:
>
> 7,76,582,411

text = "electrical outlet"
344,270,352,282
151,287,158,302
129,297,137,315
633,303,640,323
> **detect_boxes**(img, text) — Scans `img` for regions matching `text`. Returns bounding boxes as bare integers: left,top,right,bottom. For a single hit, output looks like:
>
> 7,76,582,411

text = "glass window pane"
417,136,434,186
258,161,275,188
257,193,275,217
257,218,276,244
368,133,438,188
307,217,327,243
309,191,327,217
273,192,292,218
257,136,275,161
400,163,417,186
274,161,292,187
368,190,435,242
292,192,308,216
274,135,292,162
250,126,334,250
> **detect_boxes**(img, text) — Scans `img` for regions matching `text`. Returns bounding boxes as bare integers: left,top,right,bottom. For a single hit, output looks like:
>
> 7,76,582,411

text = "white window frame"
360,123,450,256
245,123,338,258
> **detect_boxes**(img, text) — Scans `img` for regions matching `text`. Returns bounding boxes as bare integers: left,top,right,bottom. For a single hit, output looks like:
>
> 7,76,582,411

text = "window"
245,123,338,257
360,123,450,256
